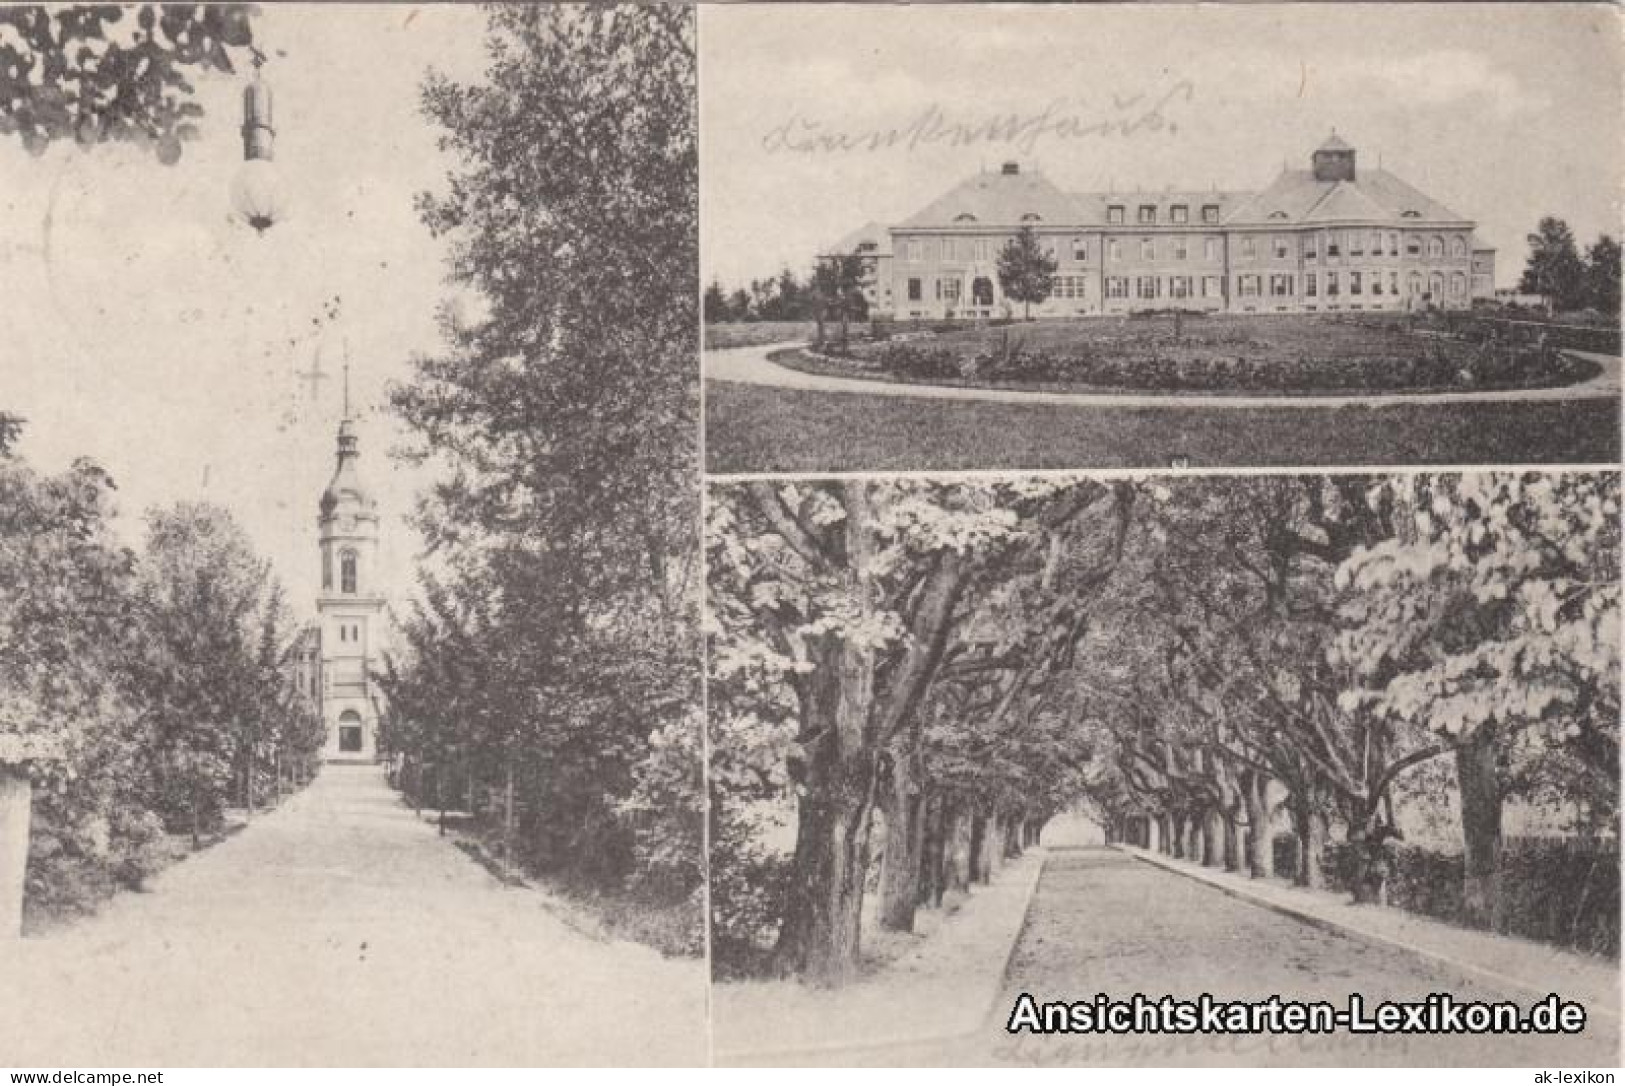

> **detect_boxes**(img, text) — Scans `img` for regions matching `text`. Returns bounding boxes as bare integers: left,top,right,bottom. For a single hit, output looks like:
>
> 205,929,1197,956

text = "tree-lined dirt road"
0,766,707,1066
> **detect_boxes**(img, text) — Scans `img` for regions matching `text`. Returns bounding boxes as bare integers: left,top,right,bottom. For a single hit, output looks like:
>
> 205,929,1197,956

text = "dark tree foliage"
383,6,701,938
0,4,257,162
997,223,1057,320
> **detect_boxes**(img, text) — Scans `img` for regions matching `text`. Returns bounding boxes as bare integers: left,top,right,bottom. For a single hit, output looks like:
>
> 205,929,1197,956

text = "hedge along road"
703,345,1622,473
703,343,1622,411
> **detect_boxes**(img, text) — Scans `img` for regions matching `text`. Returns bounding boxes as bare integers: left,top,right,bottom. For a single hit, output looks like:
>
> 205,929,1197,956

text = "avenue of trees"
1519,217,1620,317
0,417,326,925
708,473,1620,985
705,259,870,347
375,6,704,952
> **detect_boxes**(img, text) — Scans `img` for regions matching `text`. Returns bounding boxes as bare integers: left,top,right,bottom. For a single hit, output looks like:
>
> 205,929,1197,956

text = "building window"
1141,238,1156,261
1407,235,1421,256
1108,239,1122,261
1388,232,1399,256
1107,205,1125,225
953,213,977,223
940,239,956,261
1429,272,1445,297
1428,236,1444,258
1327,234,1341,258
341,551,357,594
1349,231,1364,257
1273,235,1290,259
1239,236,1255,259
1138,204,1156,225
1327,272,1340,296
1371,231,1383,255
972,277,994,307
1451,271,1466,296
1202,275,1223,298
1371,274,1383,296
907,278,922,302
1303,235,1318,260
1169,276,1191,299
1350,271,1362,295
1173,237,1188,260
1073,238,1089,262
1409,272,1423,295
1202,204,1219,224
1021,212,1043,223
1306,272,1318,297
1451,236,1467,259
1269,274,1293,297
1236,275,1260,298
1106,276,1128,299
1389,271,1399,295
1054,275,1088,300
1171,205,1189,224
1204,237,1220,262
322,550,332,590
1135,275,1160,299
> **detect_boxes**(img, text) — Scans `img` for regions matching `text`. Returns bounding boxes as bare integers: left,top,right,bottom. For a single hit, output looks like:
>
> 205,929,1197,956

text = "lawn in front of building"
704,380,1621,473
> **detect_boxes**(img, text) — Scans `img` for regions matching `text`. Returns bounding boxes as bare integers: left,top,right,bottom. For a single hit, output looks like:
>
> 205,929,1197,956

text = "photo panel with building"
700,3,1621,474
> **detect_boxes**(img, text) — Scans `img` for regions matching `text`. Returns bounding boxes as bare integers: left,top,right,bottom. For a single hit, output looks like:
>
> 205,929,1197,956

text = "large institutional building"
831,134,1495,320
288,409,387,761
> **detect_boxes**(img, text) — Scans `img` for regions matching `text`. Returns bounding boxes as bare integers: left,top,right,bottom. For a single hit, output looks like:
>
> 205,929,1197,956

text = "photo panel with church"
701,2,1622,475
0,2,705,1067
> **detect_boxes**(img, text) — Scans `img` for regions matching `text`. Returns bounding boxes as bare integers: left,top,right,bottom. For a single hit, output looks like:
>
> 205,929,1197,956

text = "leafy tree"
385,6,701,933
1519,217,1586,314
0,4,257,162
703,279,731,323
707,478,1133,984
1334,474,1620,926
810,254,867,352
1583,235,1621,316
996,224,1057,321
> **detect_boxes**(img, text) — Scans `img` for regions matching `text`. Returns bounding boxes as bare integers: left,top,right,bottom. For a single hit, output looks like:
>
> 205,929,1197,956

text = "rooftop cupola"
1312,131,1356,183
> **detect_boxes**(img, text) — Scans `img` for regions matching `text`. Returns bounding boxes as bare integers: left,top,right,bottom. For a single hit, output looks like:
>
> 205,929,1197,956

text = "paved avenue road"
0,766,706,1066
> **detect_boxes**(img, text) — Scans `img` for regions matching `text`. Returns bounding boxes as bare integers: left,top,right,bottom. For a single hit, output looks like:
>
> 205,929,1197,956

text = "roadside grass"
705,321,821,350
705,381,1622,473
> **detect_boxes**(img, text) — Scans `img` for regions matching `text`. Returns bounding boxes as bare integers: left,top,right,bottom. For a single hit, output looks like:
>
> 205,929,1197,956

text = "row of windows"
899,231,1472,265
1049,269,1471,303
321,549,360,594
1106,203,1222,226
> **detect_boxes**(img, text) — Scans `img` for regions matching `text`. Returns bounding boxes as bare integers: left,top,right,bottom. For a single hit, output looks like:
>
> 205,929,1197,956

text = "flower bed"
801,316,1596,396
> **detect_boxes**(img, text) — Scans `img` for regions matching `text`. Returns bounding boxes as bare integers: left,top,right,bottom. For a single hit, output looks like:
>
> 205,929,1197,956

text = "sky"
1,5,491,630
700,2,1623,290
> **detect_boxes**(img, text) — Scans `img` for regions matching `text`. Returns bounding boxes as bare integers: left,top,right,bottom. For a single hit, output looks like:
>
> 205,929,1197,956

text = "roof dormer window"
1107,205,1125,225
1401,210,1421,219
1138,204,1157,225
1020,212,1042,222
1268,211,1288,220
954,213,978,223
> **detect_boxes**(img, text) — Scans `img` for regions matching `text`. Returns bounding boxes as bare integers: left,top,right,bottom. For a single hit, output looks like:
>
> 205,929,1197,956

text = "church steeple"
315,381,385,762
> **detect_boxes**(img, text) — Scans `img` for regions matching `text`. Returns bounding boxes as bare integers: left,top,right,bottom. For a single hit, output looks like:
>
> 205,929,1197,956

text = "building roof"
897,167,1082,229
1077,190,1251,223
825,220,892,257
1317,131,1354,153
1223,167,1469,226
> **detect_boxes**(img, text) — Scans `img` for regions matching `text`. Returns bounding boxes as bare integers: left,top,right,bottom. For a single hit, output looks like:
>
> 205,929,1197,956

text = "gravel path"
0,765,706,1066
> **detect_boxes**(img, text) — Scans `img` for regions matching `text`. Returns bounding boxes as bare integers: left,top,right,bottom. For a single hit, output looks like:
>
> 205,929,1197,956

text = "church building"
830,134,1496,320
310,411,386,761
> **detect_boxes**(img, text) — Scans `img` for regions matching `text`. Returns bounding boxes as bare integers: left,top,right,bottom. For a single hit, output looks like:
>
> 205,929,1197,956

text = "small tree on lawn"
1519,217,1586,315
997,224,1057,321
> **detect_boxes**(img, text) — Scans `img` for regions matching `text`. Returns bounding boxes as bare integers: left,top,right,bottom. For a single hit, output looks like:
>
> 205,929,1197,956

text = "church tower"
316,400,384,761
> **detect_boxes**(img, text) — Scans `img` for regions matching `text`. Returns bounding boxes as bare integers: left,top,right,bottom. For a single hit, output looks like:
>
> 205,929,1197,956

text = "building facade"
313,414,386,761
833,135,1494,320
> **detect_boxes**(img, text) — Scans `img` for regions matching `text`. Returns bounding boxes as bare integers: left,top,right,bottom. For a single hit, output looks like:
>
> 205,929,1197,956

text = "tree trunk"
503,762,516,876
1200,809,1220,867
1244,771,1270,878
0,767,32,939
1457,725,1504,930
985,812,1005,879
772,487,882,987
944,804,971,894
969,814,989,884
1222,810,1241,873
878,748,924,932
1169,813,1186,859
1290,793,1325,889
918,795,945,909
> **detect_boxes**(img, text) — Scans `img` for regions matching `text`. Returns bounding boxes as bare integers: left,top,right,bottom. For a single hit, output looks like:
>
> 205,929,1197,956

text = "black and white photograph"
0,2,705,1066
701,3,1622,474
0,0,1620,1079
704,470,1621,1066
